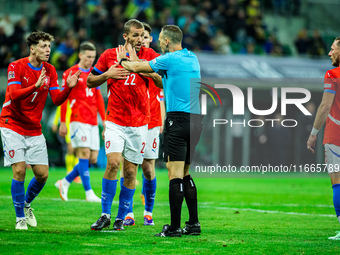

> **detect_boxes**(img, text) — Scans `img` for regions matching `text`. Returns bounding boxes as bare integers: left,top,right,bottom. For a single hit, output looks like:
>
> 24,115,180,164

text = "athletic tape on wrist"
311,127,319,136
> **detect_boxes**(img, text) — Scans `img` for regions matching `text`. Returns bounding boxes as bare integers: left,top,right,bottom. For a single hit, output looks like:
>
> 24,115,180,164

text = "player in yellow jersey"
52,102,80,183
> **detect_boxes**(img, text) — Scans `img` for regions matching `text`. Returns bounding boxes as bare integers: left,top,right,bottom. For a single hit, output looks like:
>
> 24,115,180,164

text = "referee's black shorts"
162,112,203,164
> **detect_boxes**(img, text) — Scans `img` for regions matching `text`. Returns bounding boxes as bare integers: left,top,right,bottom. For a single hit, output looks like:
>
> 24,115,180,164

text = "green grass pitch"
0,168,340,254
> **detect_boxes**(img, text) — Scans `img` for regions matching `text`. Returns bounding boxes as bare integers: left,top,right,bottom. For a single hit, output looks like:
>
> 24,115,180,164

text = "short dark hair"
27,31,54,47
142,22,152,35
79,41,96,52
335,37,340,48
161,25,183,44
124,19,144,35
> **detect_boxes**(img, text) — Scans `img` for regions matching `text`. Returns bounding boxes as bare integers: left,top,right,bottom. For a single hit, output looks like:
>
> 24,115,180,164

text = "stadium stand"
0,0,339,167
0,0,339,69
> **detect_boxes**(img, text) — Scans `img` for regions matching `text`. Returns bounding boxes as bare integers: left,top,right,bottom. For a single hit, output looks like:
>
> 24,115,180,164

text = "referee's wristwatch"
119,58,128,66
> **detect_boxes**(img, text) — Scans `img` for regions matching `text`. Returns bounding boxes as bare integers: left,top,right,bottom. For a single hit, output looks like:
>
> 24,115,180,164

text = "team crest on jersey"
106,141,111,149
9,150,15,158
82,136,87,142
8,71,15,79
43,76,50,89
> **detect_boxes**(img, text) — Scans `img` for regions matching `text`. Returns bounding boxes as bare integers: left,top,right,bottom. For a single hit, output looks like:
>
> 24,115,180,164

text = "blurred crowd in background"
0,0,330,70
0,0,332,167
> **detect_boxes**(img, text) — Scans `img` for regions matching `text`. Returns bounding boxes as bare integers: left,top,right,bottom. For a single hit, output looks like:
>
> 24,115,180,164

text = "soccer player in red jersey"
54,42,106,202
0,31,81,230
88,19,162,231
123,22,165,227
117,25,203,237
307,37,340,240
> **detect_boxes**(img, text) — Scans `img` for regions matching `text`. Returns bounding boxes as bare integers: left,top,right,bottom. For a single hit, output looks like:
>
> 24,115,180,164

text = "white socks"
101,213,111,219
62,178,70,186
85,189,95,198
16,217,25,222
144,210,152,217
126,213,134,219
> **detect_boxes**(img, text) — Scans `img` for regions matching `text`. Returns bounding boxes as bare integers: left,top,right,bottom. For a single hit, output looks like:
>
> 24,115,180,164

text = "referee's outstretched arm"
117,45,154,73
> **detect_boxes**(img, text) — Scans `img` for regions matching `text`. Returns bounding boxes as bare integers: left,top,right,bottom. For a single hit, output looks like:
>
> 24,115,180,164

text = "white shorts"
325,144,340,174
143,126,160,159
70,122,100,151
0,127,48,167
104,121,147,164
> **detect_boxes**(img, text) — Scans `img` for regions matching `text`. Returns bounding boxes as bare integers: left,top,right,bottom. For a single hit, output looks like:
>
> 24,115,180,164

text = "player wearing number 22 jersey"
94,47,157,127
122,22,163,227
89,19,161,232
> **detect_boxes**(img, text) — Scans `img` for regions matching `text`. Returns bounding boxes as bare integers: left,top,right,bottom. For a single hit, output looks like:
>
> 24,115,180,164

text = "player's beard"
134,42,142,52
332,55,340,67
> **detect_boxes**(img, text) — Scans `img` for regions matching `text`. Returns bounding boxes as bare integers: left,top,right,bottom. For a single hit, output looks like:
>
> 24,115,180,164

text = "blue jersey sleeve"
149,54,170,73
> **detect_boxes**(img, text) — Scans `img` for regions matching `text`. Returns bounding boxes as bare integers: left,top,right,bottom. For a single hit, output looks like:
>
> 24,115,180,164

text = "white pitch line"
200,205,335,217
0,195,334,217
0,195,118,203
220,202,334,208
282,203,333,208
0,196,213,206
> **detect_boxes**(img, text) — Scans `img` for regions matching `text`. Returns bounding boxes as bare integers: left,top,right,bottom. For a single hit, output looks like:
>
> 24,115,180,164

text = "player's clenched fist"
66,69,82,88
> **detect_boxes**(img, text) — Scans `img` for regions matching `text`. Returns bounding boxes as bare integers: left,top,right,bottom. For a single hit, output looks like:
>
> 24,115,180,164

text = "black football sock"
169,178,184,231
183,175,198,224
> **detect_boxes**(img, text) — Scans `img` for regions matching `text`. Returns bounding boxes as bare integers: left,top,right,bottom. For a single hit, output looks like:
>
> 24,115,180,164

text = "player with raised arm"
0,31,81,230
123,22,165,227
307,37,340,240
88,19,161,231
55,42,105,202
